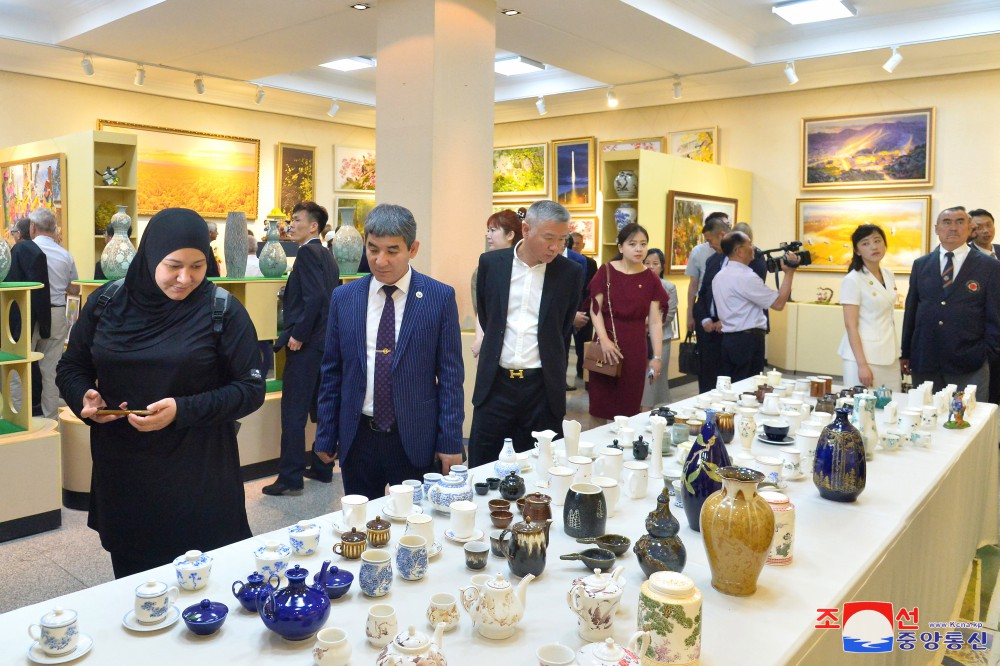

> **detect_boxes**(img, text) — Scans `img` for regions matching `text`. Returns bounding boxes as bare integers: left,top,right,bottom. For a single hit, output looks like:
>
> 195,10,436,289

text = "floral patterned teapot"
376,624,447,666
576,635,651,666
459,572,534,639
567,567,626,641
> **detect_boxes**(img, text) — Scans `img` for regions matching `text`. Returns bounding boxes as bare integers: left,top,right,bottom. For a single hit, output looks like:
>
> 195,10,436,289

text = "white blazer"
838,266,898,365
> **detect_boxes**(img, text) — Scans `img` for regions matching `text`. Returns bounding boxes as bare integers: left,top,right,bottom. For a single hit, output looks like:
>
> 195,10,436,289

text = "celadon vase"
100,205,136,280
333,209,363,275
0,234,10,281
223,211,248,278
700,466,773,597
258,220,287,278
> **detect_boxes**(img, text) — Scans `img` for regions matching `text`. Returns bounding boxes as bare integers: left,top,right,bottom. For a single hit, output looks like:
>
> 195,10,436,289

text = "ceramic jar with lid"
254,540,292,580
567,567,626,641
761,491,795,566
288,520,321,556
333,528,367,560
428,474,473,514
522,492,553,544
494,438,521,479
173,549,212,591
637,572,702,666
367,516,391,548
181,598,229,636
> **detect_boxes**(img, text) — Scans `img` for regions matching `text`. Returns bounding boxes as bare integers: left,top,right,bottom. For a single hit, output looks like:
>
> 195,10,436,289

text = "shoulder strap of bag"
91,279,229,337
90,279,125,321
605,266,618,345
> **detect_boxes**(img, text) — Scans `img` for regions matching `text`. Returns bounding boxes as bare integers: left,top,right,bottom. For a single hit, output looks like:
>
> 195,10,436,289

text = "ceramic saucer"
427,541,444,558
122,605,181,632
443,528,485,544
760,480,789,490
382,504,424,522
27,634,94,664
756,434,795,446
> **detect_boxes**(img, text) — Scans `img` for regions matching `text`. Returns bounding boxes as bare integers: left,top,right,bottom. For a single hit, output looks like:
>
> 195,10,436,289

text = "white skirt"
842,358,902,392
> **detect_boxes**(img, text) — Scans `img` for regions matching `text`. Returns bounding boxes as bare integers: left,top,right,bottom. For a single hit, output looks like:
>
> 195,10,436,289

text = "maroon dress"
588,264,670,420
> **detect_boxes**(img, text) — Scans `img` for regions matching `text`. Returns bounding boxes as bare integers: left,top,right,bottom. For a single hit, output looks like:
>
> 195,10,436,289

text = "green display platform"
0,419,27,436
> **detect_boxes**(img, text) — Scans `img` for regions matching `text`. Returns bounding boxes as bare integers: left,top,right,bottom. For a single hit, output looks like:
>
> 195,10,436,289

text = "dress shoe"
303,468,332,483
261,481,303,496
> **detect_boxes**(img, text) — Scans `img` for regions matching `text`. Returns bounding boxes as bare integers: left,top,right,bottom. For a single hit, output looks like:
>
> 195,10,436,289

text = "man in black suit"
570,231,598,383
469,200,583,467
263,201,340,496
901,206,1000,403
7,217,51,416
969,209,1000,402
690,223,726,391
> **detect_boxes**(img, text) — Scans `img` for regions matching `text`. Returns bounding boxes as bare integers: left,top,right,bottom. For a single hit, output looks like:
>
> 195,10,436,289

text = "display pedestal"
0,417,60,541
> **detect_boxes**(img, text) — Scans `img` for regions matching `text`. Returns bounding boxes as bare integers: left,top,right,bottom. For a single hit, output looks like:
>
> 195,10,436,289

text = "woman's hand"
128,398,177,432
81,389,127,423
858,363,874,388
648,358,662,383
599,335,624,365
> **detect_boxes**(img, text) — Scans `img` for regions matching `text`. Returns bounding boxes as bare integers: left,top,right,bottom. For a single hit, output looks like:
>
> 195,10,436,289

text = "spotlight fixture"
535,96,547,116
672,77,682,100
194,75,206,95
133,64,145,86
81,54,95,76
495,55,545,76
606,87,619,108
350,3,370,9
772,0,856,25
328,100,341,117
255,86,265,105
500,8,520,16
883,46,903,73
784,61,799,85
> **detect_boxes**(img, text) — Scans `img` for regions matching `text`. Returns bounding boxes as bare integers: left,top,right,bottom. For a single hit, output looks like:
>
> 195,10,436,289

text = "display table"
3,383,996,664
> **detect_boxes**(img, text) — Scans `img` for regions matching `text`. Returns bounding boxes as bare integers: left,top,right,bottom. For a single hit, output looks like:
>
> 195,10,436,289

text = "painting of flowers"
667,191,737,273
668,127,718,164
276,144,315,219
493,143,547,197
334,146,376,193
569,215,599,255
599,138,665,153
1,153,64,228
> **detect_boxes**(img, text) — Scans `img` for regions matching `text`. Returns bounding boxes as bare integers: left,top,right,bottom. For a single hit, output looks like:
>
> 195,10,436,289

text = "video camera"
757,241,812,274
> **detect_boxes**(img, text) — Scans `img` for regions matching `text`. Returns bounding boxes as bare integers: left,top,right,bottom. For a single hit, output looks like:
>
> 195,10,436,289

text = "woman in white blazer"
838,224,901,390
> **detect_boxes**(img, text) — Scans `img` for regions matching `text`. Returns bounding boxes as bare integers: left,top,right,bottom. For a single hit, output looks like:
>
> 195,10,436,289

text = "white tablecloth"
2,384,997,665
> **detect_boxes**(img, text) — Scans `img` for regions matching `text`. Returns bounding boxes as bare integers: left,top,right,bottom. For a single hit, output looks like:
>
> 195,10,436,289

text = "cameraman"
713,231,799,381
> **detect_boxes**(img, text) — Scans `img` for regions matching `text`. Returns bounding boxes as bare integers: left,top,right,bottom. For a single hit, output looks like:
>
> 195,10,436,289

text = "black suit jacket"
8,240,51,340
580,255,598,311
474,248,583,413
275,239,339,351
901,248,1000,374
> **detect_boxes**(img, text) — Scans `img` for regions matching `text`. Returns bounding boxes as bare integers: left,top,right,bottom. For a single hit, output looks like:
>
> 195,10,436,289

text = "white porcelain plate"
443,528,485,544
122,605,181,632
756,434,795,446
381,504,424,522
27,634,94,664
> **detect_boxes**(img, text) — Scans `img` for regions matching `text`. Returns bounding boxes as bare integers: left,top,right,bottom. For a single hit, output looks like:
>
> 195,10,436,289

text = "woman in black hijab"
58,208,265,578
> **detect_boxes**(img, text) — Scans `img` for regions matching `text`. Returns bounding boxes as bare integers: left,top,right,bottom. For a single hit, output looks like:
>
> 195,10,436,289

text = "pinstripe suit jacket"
314,269,465,467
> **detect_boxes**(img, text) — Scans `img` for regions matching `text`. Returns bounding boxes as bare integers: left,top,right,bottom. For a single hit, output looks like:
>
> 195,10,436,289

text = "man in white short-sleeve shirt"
684,212,730,333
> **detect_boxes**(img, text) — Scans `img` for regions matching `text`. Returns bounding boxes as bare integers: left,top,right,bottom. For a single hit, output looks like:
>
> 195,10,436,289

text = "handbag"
583,268,623,378
678,331,700,375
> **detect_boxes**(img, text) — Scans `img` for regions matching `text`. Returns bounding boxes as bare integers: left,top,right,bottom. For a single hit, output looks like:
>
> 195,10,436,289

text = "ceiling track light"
194,75,206,95
255,86,265,104
672,77,682,100
328,100,341,117
784,61,799,85
133,64,145,86
350,2,370,9
81,54,94,76
883,46,903,73
535,96,547,116
606,87,619,108
500,8,520,16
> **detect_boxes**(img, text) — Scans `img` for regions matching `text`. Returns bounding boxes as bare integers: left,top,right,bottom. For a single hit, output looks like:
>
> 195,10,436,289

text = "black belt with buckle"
361,414,397,433
501,367,543,380
725,328,767,337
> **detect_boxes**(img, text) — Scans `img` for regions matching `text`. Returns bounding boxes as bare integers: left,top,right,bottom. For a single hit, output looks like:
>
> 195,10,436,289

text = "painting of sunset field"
797,196,931,273
99,121,259,218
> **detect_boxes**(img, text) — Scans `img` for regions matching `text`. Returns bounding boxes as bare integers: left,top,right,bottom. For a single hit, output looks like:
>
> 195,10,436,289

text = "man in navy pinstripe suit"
314,204,465,499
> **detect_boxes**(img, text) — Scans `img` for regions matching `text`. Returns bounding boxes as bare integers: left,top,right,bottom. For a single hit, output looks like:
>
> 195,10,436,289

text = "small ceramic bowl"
575,534,631,557
182,599,228,636
762,419,790,441
515,497,526,514
313,565,354,600
559,548,616,570
687,419,704,437
486,477,501,490
490,510,513,529
474,482,489,496
488,499,511,513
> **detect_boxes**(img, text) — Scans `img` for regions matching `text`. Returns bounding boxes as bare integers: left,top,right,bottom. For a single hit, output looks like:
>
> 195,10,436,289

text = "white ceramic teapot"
376,624,447,666
567,567,626,641
576,635,650,666
459,572,534,639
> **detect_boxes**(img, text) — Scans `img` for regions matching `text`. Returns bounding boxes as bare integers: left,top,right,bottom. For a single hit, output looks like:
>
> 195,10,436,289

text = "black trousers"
341,420,435,499
696,323,724,392
468,370,563,468
573,322,593,379
990,357,1000,404
720,330,766,382
277,346,332,487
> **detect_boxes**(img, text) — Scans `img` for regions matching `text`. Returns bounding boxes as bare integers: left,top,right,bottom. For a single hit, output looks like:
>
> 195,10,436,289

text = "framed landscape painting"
276,143,315,219
493,143,547,197
668,127,718,164
99,120,260,218
553,137,596,211
599,137,665,153
334,145,376,193
796,196,931,273
801,108,934,189
569,215,599,255
1,152,64,229
667,191,737,273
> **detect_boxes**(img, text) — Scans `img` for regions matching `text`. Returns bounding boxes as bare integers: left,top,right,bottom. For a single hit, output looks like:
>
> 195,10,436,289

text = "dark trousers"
573,323,593,379
468,371,563,468
277,346,332,487
913,362,990,404
696,324,724,392
341,421,434,499
990,357,1000,404
721,330,766,382
110,550,170,579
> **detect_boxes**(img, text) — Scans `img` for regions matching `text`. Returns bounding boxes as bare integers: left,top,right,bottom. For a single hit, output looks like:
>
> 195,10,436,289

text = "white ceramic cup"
908,389,926,410
133,580,179,625
28,608,79,657
386,484,414,517
761,393,781,415
426,592,460,632
578,441,596,459
618,427,635,449
591,476,620,516
622,461,649,499
313,627,352,666
716,375,732,392
911,430,933,448
795,428,822,459
594,446,624,481
366,604,398,648
613,415,630,432
755,456,784,486
694,395,711,409
405,512,436,549
883,401,898,424
449,500,477,539
921,406,938,430
738,393,758,407
537,643,577,666
340,494,369,531
402,479,424,504
899,409,921,432
779,448,803,480
879,430,903,451
548,466,576,505
568,455,594,483
767,369,783,386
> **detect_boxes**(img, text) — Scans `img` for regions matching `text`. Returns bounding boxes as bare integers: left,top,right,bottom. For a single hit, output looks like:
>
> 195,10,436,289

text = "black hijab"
94,208,214,351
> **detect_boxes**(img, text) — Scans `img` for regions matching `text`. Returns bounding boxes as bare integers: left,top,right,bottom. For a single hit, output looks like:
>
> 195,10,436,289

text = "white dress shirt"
362,267,411,416
33,235,78,306
837,266,898,365
500,240,546,369
938,243,970,277
244,255,263,277
712,261,776,333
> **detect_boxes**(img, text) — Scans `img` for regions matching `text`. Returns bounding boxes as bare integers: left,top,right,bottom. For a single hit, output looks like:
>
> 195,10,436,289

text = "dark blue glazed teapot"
259,562,331,641
232,571,273,612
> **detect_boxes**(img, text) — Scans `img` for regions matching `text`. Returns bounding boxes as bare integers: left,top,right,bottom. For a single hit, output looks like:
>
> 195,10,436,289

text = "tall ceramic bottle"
700,466,773,596
100,206,136,280
850,393,878,461
634,478,686,576
223,211,248,278
637,571,702,666
680,409,732,532
813,407,866,502
258,220,287,278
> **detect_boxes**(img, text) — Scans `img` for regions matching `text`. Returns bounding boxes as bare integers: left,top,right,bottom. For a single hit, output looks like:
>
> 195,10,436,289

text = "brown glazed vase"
715,411,735,444
700,466,774,596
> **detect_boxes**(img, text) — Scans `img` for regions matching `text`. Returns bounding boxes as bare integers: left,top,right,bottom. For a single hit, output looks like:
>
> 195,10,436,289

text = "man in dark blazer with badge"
901,206,1000,403
469,200,583,467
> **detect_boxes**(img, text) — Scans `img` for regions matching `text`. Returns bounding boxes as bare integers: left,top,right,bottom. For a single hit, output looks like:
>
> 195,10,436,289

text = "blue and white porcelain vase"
173,549,212,591
613,169,638,198
258,220,287,278
333,213,364,275
494,438,520,479
258,564,330,641
100,205,136,280
222,211,248,278
614,202,637,231
428,473,473,514
813,407,866,502
680,409,732,532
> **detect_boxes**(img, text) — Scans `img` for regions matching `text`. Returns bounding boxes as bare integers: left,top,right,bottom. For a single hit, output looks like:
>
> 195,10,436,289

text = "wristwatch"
652,355,662,360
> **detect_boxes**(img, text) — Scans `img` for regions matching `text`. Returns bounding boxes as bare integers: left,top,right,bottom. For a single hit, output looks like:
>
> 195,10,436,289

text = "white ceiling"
0,0,998,127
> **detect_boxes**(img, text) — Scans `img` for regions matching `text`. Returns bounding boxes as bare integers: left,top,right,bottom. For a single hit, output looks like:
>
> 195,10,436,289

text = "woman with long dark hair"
838,224,901,390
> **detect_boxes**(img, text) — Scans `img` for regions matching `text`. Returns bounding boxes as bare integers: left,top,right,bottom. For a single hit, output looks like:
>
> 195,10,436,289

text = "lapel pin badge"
416,291,423,298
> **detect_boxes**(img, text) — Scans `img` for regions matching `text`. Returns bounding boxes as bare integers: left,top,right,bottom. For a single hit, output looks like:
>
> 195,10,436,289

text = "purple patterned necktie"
373,285,398,430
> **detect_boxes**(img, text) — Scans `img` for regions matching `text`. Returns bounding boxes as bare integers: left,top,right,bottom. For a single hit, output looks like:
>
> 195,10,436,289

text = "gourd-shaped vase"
680,409,732,532
634,478,686,576
813,407,866,502
223,211,248,278
100,206,136,280
258,220,287,278
700,466,773,596
333,210,363,275
0,234,10,281
494,438,520,479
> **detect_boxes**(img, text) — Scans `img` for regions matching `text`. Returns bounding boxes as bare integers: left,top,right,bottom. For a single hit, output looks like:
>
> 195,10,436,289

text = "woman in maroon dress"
588,223,670,420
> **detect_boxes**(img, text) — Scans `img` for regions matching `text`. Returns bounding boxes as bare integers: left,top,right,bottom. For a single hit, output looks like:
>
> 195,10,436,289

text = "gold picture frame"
275,143,316,219
552,137,596,211
569,215,599,256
